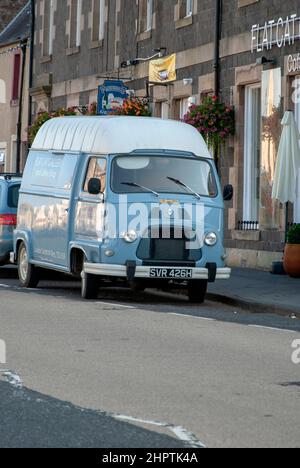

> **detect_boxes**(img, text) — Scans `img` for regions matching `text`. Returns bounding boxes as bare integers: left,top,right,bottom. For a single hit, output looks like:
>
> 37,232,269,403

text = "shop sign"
287,53,300,74
251,14,300,53
97,80,129,115
149,54,177,83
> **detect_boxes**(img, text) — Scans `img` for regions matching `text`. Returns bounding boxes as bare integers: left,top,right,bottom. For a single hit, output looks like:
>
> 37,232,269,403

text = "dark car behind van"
0,174,21,265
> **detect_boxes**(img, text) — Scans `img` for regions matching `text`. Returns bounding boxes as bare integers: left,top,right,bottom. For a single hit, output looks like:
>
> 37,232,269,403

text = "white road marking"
168,313,215,321
0,284,10,288
113,413,206,448
248,325,296,333
95,301,136,309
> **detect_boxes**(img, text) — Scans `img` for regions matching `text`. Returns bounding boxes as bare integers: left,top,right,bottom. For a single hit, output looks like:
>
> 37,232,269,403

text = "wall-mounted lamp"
121,48,167,69
183,78,193,86
256,56,277,66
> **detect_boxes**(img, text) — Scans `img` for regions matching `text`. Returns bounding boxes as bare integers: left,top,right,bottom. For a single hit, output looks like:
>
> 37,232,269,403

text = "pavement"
0,278,299,448
207,268,300,317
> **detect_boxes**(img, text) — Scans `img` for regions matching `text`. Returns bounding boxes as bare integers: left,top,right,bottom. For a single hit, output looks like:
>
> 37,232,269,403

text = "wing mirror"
223,184,234,201
88,178,102,195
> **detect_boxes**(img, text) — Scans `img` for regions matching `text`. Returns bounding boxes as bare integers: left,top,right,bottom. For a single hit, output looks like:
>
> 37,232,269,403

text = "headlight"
122,230,138,243
204,232,217,246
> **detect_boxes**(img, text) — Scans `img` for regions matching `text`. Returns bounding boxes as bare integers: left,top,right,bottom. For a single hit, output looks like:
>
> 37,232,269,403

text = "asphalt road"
0,267,299,448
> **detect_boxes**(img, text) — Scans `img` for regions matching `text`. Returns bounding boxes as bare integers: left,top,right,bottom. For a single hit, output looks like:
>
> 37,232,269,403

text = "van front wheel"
188,280,208,304
18,242,40,289
81,271,99,300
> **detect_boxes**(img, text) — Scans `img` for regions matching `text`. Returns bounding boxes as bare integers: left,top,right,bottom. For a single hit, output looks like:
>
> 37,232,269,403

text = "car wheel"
81,270,99,300
18,242,40,288
188,280,208,304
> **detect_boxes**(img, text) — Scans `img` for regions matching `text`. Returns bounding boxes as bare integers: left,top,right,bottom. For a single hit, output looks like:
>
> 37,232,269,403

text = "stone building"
0,1,30,173
32,0,300,269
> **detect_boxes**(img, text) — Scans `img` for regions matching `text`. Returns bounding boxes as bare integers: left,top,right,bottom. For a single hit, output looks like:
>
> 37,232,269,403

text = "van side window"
7,184,20,208
84,158,107,193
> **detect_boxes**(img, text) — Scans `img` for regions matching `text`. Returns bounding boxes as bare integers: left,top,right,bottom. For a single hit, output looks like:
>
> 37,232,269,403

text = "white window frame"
48,0,55,55
243,84,261,223
161,102,169,120
186,0,193,17
76,0,82,47
180,97,191,120
0,149,5,166
146,0,153,31
98,0,105,41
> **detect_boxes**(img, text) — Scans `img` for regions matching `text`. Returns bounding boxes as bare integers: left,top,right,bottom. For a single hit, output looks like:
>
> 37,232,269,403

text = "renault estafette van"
13,116,232,302
0,174,21,266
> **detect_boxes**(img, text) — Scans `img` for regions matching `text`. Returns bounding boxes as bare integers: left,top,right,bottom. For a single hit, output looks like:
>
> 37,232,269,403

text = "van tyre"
81,271,99,300
188,280,208,304
18,242,40,288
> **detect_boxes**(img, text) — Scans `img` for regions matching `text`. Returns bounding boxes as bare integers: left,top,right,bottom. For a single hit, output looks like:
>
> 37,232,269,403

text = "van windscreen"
111,156,217,198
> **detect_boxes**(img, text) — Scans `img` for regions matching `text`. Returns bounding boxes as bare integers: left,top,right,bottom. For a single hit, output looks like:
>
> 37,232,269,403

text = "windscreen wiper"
121,182,159,197
167,177,201,200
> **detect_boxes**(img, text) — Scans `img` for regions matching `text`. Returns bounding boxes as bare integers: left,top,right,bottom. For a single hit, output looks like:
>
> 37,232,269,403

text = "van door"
23,151,78,267
75,157,107,245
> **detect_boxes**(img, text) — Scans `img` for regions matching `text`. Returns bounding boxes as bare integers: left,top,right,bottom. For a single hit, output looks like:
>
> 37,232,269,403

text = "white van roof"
31,116,212,159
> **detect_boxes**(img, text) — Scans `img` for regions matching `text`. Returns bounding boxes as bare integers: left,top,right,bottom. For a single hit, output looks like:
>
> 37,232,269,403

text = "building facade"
32,0,300,269
0,1,30,174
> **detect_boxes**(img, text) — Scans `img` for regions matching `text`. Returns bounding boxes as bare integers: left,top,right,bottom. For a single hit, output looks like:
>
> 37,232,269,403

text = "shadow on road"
0,380,187,448
0,266,18,280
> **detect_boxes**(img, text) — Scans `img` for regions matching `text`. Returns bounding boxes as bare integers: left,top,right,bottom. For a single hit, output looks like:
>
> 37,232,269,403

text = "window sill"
40,55,52,64
66,46,81,56
175,15,193,30
90,39,104,49
232,230,261,242
137,30,152,42
238,0,259,7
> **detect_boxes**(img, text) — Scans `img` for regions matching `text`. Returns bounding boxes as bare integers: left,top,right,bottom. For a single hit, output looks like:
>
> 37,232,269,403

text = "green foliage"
183,95,235,154
27,103,98,146
287,224,300,244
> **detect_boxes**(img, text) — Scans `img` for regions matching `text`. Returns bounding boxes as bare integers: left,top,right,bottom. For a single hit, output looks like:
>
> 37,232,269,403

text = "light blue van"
13,116,232,302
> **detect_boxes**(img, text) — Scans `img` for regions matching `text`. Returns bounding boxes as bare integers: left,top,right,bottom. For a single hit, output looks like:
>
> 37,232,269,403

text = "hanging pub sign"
251,14,300,53
97,80,129,115
149,54,177,84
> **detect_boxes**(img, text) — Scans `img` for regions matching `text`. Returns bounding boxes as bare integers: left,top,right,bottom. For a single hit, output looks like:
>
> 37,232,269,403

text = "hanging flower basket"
183,95,235,155
27,104,98,146
111,97,151,117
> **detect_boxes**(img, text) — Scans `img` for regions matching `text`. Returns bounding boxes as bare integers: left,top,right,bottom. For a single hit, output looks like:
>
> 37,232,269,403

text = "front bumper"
84,262,231,281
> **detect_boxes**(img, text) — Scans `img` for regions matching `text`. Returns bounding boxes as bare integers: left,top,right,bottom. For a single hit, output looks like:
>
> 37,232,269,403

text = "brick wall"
0,0,28,32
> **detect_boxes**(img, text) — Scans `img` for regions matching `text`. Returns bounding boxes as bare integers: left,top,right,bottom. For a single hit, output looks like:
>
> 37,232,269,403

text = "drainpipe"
28,0,35,128
213,0,222,173
16,39,27,174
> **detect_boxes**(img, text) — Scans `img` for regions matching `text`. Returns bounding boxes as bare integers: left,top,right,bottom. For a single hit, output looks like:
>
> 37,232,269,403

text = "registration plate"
149,268,193,279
